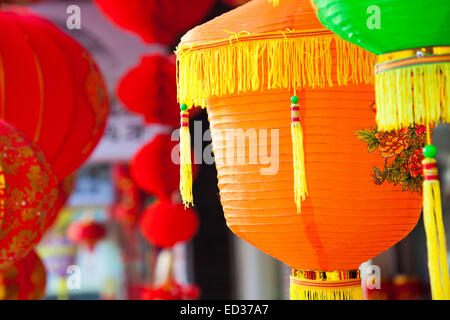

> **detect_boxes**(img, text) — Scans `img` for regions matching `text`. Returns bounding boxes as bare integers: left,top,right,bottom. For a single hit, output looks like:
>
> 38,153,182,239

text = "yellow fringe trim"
290,269,364,300
268,0,279,6
375,63,450,131
291,121,308,213
423,158,450,300
180,125,193,207
176,30,374,109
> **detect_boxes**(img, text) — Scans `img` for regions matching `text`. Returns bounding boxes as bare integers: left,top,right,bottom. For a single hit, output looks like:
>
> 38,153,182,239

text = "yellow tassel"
422,154,450,299
290,269,364,300
290,96,308,213
268,0,280,6
180,107,193,207
374,50,450,131
57,277,69,300
176,30,374,109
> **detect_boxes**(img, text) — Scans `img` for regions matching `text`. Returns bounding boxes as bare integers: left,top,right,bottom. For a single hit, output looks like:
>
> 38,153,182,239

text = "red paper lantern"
0,119,57,269
181,284,201,300
118,53,200,127
67,220,106,251
130,134,199,202
117,54,180,128
139,202,198,248
94,0,215,45
0,250,47,300
0,11,109,180
221,0,251,6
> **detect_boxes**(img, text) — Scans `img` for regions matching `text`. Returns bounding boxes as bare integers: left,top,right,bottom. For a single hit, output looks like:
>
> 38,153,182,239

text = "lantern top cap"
176,0,375,109
179,0,325,47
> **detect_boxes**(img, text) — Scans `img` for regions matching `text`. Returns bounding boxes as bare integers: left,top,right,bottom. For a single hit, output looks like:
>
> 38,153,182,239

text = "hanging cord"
422,123,450,299
179,104,193,207
290,88,308,213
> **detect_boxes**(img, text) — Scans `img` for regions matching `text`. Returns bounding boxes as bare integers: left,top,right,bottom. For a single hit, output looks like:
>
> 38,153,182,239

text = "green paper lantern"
312,0,450,131
313,0,450,55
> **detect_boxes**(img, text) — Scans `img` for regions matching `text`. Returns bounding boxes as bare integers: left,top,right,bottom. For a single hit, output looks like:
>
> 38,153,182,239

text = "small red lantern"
117,54,180,128
0,250,47,300
139,202,198,248
94,0,215,45
0,11,109,181
140,280,201,300
0,119,57,269
130,134,199,202
67,219,106,251
181,284,201,300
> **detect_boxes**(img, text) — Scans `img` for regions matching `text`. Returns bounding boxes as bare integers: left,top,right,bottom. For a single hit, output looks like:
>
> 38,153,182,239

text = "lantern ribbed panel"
207,84,422,271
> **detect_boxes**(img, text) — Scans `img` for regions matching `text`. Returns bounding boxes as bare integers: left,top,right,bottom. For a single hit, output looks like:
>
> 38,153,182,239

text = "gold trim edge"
291,269,360,281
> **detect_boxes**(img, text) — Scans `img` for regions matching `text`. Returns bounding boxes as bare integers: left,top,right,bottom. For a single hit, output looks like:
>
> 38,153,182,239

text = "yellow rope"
176,30,374,108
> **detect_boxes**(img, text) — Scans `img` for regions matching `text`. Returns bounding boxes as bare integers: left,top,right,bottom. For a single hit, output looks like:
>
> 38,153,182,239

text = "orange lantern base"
290,270,363,300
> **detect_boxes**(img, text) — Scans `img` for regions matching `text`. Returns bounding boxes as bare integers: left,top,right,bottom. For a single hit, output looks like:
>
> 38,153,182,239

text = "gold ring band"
291,269,360,282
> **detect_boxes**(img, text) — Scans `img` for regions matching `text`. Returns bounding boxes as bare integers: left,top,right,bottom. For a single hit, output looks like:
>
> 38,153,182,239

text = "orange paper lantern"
0,11,109,181
176,0,423,299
